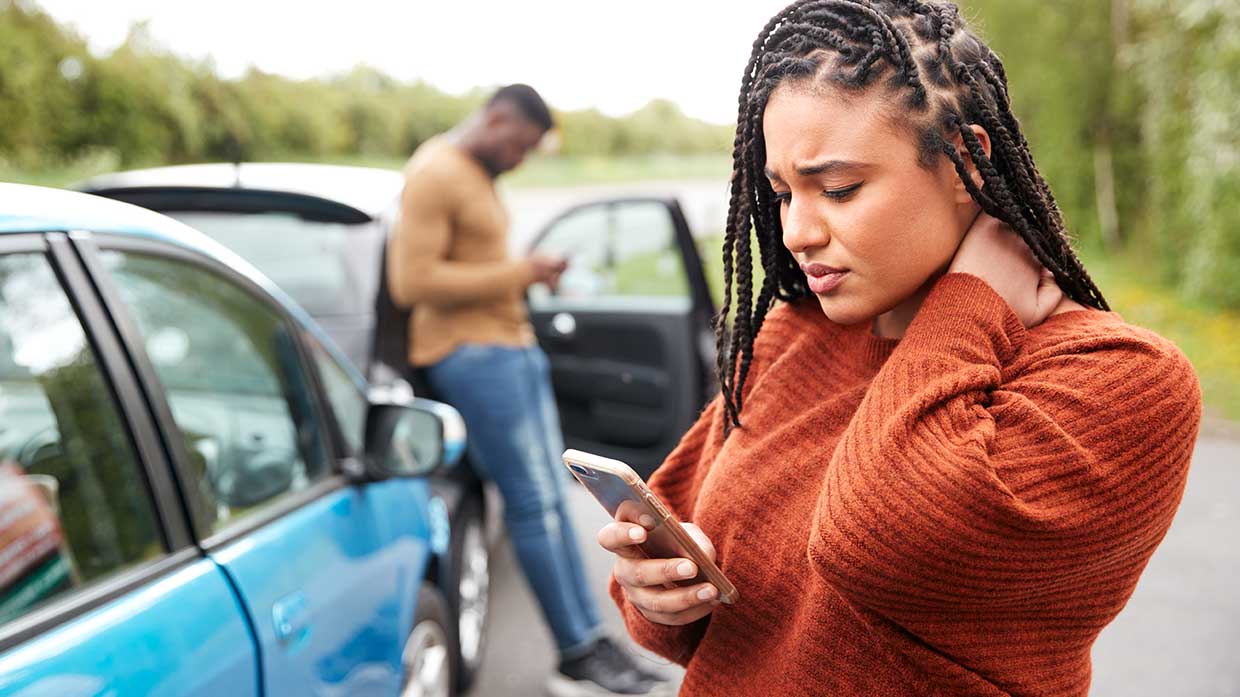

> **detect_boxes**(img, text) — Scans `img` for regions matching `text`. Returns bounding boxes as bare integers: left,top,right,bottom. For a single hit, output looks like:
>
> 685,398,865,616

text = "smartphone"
562,449,738,605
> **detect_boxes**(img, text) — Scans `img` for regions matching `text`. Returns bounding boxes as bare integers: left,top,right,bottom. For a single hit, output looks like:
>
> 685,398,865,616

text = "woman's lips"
801,263,849,294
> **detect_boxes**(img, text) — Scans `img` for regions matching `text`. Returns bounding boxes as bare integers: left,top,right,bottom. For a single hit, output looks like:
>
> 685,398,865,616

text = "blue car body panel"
210,479,433,696
0,560,259,697
0,183,451,696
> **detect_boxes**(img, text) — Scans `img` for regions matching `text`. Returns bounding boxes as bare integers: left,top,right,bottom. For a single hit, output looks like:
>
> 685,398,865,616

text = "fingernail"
677,561,695,578
639,515,656,528
628,527,644,541
697,586,716,601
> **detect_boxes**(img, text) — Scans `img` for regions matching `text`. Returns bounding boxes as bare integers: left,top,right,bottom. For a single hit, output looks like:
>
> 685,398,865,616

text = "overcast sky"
35,1,794,125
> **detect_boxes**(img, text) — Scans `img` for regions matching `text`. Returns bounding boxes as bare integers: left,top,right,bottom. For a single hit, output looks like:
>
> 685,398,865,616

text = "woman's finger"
1033,268,1065,325
614,555,701,588
623,583,719,625
614,499,658,528
597,522,649,559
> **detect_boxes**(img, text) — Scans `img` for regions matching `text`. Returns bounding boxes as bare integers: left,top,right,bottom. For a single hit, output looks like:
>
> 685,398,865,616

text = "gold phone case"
562,449,738,605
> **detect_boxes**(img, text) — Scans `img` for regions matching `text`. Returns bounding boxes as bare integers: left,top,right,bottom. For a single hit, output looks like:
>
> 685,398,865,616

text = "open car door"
526,197,716,479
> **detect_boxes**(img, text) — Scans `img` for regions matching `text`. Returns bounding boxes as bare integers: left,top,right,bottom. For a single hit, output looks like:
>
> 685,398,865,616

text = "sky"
35,0,794,125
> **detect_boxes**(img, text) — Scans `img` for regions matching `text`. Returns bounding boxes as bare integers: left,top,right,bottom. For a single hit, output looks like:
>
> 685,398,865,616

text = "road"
471,436,1240,697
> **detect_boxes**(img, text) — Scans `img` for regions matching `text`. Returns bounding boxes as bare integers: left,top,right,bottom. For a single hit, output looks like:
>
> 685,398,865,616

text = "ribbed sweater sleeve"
808,273,1200,669
608,397,723,667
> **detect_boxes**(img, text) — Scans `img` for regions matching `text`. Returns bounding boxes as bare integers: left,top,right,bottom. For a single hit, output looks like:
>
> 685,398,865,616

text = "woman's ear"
951,124,992,204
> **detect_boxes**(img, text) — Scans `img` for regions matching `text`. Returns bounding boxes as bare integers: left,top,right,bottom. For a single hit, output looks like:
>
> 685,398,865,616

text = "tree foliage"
964,0,1239,307
0,2,730,168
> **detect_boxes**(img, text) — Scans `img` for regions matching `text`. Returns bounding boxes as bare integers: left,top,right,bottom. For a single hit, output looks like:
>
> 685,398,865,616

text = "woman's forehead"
762,84,914,174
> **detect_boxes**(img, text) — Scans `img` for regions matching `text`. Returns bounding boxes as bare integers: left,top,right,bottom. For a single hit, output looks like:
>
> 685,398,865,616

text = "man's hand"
947,213,1063,328
526,254,568,291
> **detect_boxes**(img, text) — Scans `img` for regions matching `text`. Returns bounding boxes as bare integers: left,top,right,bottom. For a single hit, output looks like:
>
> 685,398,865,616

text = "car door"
525,197,716,478
0,233,259,697
73,232,438,696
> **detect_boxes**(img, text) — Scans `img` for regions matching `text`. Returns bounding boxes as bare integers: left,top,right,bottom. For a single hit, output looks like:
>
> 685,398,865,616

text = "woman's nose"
781,199,830,254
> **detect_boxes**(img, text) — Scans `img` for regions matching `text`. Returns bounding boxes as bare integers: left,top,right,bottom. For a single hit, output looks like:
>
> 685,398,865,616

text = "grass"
1,151,733,190
298,152,733,189
1079,250,1240,425
0,150,125,189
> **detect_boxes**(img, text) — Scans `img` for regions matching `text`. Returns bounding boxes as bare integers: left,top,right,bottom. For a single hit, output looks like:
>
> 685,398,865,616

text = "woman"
598,2,1201,695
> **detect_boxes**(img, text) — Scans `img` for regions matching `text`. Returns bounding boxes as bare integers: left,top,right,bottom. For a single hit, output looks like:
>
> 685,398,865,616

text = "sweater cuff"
899,273,1027,365
608,574,706,666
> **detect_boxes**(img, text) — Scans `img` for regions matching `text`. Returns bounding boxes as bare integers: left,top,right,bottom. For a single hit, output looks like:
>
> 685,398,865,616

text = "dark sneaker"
593,637,670,685
546,638,663,697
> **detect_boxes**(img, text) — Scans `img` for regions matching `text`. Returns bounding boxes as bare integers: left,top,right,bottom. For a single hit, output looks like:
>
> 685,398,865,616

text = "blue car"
0,184,466,696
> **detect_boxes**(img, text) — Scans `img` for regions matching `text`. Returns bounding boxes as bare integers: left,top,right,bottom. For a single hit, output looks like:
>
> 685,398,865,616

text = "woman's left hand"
948,212,1064,328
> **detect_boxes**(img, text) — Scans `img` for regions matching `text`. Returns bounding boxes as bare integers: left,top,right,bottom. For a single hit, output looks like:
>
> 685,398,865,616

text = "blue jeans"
426,344,603,658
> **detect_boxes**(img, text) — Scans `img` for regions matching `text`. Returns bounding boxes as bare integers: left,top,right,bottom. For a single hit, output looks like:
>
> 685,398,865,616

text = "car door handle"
272,592,310,645
550,312,576,340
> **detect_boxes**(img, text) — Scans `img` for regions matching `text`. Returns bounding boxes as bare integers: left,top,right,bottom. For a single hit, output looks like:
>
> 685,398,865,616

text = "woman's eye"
824,183,863,201
774,191,792,205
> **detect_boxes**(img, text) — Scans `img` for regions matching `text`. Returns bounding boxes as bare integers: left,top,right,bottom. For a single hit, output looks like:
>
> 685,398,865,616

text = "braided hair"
716,0,1108,435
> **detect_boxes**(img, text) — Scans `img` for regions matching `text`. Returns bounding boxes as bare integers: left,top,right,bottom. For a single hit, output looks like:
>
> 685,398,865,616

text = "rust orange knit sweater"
610,273,1201,696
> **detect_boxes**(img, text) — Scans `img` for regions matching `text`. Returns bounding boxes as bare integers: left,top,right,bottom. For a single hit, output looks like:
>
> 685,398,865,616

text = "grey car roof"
76,162,406,220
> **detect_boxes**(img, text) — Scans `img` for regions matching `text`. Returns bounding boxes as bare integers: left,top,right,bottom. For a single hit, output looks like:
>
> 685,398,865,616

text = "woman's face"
763,83,977,327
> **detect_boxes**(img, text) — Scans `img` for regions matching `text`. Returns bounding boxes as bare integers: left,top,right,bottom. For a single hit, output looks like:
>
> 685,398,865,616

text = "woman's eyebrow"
764,160,866,180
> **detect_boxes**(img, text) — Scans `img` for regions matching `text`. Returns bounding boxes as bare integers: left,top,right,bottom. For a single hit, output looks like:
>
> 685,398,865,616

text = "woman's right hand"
599,515,721,626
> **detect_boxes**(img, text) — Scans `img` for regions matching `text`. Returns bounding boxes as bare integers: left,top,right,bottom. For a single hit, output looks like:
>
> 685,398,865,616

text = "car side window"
528,201,690,306
99,251,333,534
0,253,162,628
304,335,367,456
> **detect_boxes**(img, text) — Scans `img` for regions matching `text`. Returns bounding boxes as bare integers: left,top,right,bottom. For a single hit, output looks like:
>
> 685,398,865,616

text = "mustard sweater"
387,137,535,366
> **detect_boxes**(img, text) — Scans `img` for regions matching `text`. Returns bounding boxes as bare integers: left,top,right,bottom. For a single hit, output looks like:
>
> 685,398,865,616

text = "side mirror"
363,403,444,479
410,398,466,468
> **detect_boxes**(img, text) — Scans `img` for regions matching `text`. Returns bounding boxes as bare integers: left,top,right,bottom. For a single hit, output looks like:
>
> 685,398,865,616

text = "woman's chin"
814,295,876,326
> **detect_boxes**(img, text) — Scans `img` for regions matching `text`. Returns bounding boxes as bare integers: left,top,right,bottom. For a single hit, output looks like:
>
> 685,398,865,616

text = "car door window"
304,335,367,456
99,251,332,535
0,253,161,627
528,201,690,306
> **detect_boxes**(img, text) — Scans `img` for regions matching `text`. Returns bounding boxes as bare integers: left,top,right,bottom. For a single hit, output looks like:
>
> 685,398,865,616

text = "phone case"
562,449,738,605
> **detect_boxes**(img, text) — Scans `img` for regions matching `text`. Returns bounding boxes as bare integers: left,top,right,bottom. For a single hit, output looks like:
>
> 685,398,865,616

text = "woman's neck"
872,273,940,339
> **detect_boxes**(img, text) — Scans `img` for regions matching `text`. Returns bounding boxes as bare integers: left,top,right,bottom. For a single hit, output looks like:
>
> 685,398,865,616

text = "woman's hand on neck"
871,210,1087,340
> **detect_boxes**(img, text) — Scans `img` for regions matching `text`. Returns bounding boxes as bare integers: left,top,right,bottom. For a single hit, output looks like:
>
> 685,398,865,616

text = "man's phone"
562,449,738,605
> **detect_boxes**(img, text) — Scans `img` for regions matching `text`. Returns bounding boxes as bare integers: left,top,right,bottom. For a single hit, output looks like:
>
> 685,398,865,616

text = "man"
387,84,667,696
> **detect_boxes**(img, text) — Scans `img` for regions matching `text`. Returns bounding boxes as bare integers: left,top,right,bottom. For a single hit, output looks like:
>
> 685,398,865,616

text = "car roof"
0,182,367,389
76,162,406,220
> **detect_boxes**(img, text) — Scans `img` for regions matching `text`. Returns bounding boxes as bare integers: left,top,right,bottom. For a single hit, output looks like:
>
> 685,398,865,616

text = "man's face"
478,101,546,176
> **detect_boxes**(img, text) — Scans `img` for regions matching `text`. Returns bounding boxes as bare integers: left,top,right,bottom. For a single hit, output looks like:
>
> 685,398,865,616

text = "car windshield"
165,210,382,318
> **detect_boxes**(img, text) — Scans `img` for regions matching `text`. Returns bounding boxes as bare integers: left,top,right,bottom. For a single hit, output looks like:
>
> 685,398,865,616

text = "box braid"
717,0,1108,435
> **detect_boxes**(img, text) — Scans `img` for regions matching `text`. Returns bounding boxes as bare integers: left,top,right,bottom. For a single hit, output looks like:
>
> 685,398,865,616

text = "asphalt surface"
469,436,1240,697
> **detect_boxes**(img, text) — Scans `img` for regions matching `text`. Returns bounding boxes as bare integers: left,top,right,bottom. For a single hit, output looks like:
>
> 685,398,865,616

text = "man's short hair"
489,84,554,131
